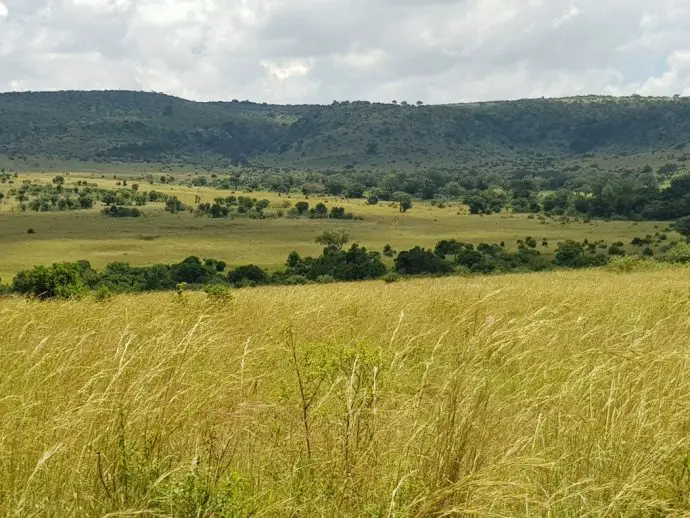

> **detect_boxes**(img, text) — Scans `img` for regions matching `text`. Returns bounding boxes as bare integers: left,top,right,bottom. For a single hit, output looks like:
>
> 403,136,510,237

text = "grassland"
0,172,673,281
1,268,690,516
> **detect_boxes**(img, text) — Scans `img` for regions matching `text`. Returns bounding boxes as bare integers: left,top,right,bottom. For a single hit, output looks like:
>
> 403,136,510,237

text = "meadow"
0,172,672,281
1,268,690,516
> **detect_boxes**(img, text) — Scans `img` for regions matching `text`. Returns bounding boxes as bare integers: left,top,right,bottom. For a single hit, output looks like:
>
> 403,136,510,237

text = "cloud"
0,0,689,103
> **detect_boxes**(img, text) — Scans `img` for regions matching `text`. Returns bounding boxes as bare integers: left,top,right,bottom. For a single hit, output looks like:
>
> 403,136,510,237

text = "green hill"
2,91,690,170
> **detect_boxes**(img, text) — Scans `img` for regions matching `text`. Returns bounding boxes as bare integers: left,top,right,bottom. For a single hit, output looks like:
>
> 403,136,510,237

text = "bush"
94,285,113,301
554,241,586,268
395,247,451,275
172,256,218,284
383,272,400,283
665,242,690,263
294,201,309,215
607,256,665,273
383,244,396,258
12,261,96,299
228,265,269,286
204,284,233,302
607,244,626,256
102,205,142,217
283,275,310,285
27,228,35,234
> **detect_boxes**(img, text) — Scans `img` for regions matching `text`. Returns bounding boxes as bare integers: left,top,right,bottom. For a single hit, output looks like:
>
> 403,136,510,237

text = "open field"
0,172,674,280
2,268,690,515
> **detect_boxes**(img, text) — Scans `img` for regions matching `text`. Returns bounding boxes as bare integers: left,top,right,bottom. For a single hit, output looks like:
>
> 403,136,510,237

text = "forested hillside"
1,91,690,169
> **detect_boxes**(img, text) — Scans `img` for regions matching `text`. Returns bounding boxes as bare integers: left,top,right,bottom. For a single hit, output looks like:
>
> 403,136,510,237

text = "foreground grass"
2,269,690,516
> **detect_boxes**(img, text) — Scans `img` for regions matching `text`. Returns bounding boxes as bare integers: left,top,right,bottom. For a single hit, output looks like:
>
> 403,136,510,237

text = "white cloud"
1,0,690,103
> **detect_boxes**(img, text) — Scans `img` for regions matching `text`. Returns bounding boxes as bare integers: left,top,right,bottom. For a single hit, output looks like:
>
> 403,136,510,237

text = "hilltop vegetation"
2,91,690,169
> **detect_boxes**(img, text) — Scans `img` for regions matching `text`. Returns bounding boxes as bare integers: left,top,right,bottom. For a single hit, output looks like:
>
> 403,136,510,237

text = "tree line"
4,228,690,300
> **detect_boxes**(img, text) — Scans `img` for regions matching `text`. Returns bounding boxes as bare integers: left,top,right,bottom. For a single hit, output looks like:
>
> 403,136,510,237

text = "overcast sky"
1,0,689,104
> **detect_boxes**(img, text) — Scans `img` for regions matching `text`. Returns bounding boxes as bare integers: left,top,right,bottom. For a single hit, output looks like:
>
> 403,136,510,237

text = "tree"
395,247,450,275
295,201,309,215
228,265,269,286
465,195,488,214
672,216,690,240
315,230,350,251
171,256,215,284
434,239,465,257
393,192,413,212
554,241,587,268
12,261,96,299
165,196,186,213
310,203,328,218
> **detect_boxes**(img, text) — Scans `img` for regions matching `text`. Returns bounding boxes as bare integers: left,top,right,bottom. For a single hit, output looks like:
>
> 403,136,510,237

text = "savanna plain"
4,91,690,516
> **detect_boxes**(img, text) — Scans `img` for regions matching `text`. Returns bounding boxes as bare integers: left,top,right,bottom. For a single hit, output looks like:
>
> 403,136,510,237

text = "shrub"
228,265,270,286
607,244,626,256
204,284,233,302
12,261,96,299
27,228,35,234
172,256,217,284
554,241,586,268
284,275,310,285
665,242,690,263
383,272,400,283
295,201,309,215
395,247,451,275
94,285,113,301
102,205,142,217
606,256,664,273
383,244,396,257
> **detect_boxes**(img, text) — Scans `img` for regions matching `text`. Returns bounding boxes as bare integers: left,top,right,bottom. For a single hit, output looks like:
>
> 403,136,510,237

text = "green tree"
12,261,95,299
310,203,328,219
315,230,350,251
672,216,690,240
393,192,413,212
395,247,450,275
228,265,269,286
554,241,587,268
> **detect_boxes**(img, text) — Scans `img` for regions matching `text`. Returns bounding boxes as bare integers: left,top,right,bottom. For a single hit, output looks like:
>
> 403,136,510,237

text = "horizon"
0,0,688,104
1,88,687,107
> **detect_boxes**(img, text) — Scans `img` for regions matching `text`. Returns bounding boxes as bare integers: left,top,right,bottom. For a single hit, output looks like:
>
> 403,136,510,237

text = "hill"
2,91,690,169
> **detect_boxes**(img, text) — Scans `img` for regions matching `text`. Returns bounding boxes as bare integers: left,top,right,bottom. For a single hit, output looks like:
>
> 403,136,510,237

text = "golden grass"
1,268,690,516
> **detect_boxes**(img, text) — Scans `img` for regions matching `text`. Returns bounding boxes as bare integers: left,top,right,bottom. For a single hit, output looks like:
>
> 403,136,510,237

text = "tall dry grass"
1,269,690,516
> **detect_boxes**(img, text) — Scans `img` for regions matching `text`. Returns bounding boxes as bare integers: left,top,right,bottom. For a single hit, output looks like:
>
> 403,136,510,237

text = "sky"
1,0,690,104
